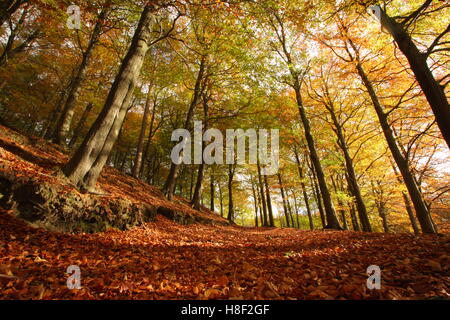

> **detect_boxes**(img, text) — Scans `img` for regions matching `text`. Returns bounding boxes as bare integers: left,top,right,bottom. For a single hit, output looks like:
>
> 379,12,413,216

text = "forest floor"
0,125,449,300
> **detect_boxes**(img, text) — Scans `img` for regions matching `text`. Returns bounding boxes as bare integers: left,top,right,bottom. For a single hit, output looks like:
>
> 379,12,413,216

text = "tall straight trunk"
292,83,341,229
376,7,450,149
294,150,314,230
264,174,275,227
286,193,296,229
257,161,269,227
377,201,389,233
210,173,215,212
219,182,224,218
191,94,209,210
132,88,153,178
192,162,205,210
291,192,301,229
120,146,130,172
43,91,68,139
308,166,326,228
349,204,360,231
390,160,420,234
277,173,291,227
189,166,194,199
326,101,371,231
54,8,109,145
251,180,259,227
63,5,154,192
355,61,436,234
227,164,235,223
331,175,349,231
163,55,207,200
271,10,340,229
69,102,93,148
140,99,158,178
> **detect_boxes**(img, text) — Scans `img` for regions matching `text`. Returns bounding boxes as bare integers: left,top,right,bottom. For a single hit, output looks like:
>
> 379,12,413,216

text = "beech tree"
64,4,160,191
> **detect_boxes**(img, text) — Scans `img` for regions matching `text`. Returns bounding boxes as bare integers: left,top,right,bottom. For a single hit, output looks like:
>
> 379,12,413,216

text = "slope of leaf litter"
0,210,449,300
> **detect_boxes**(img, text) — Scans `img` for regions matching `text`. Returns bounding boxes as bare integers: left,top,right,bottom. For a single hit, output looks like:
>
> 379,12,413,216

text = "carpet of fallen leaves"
1,210,449,300
0,125,449,300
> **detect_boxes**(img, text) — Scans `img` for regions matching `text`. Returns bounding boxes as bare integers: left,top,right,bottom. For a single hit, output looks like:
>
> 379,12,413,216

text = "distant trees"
52,6,111,146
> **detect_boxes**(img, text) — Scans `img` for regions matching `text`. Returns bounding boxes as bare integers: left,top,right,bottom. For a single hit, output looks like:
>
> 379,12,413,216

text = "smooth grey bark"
64,5,155,192
132,88,153,178
257,161,269,226
68,102,93,148
264,174,275,227
308,163,326,228
251,179,259,227
227,164,236,223
277,173,291,227
191,93,210,210
218,181,224,218
294,151,314,230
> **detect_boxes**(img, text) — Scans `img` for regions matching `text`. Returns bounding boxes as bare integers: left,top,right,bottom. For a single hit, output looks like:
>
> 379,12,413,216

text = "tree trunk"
355,61,436,234
308,165,326,228
219,182,224,218
277,173,291,227
286,193,296,229
69,102,93,148
251,179,259,227
292,84,341,229
210,172,215,212
264,174,275,227
132,88,153,178
377,201,389,233
163,55,207,200
327,102,371,231
227,164,235,223
63,5,155,192
294,150,314,230
331,175,349,231
388,159,420,234
291,192,301,229
191,162,205,211
54,8,109,146
257,161,269,227
191,93,210,210
377,7,450,149
349,203,360,232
